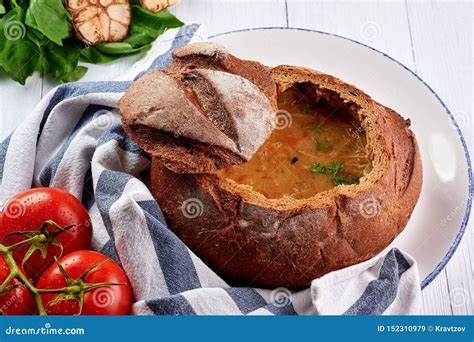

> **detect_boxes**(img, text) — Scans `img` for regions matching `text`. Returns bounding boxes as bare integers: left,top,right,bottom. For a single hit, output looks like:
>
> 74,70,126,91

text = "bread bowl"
121,43,422,288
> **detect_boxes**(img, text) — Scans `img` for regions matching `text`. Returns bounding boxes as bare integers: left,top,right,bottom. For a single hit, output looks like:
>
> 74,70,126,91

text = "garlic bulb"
68,0,131,45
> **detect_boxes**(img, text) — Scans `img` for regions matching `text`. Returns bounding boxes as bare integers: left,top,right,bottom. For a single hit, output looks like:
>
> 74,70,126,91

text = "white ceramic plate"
211,28,472,288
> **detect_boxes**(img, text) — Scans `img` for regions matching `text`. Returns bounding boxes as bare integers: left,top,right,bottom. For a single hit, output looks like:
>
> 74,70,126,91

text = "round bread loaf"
149,65,422,288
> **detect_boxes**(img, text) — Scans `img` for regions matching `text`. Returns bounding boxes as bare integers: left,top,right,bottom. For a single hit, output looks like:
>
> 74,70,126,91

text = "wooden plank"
171,0,287,36
286,0,414,67
421,272,454,314
0,74,42,140
407,0,473,315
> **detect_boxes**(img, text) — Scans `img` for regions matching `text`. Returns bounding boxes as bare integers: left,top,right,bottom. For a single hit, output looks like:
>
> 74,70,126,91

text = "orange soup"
216,85,371,199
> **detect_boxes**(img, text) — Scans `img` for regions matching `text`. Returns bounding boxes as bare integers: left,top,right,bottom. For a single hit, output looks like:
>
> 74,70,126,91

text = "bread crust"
120,42,277,174
150,65,422,288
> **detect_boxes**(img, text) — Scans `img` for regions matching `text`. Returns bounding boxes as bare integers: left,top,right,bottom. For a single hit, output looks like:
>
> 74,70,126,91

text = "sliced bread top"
120,42,277,174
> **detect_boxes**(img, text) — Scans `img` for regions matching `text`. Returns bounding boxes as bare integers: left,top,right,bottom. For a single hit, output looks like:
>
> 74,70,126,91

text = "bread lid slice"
119,42,277,174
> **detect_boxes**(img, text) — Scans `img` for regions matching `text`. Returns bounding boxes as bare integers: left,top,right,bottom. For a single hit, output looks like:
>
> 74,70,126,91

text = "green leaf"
80,42,151,64
95,42,150,55
0,4,183,83
62,65,87,82
80,7,183,64
0,7,39,84
332,175,360,186
13,0,31,11
125,7,183,48
0,7,22,51
38,38,87,83
25,0,70,46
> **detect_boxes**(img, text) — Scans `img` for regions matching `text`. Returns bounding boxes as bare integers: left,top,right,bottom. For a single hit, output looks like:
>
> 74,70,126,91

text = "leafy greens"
0,0,183,84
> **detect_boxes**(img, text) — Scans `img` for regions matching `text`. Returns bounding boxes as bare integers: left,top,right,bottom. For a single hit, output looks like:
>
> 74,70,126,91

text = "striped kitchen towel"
0,24,421,315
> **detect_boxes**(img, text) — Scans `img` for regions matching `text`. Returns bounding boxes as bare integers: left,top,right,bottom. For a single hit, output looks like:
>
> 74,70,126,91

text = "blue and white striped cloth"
0,24,421,315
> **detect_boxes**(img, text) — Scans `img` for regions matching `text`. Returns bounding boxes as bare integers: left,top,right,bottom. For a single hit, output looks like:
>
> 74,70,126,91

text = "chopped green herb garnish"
310,161,342,176
332,175,361,186
310,162,331,174
329,161,343,175
305,123,322,132
310,161,360,186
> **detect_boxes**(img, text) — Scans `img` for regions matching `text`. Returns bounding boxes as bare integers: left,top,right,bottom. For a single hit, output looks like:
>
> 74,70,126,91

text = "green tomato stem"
6,234,46,251
0,242,123,315
0,220,123,316
0,270,17,295
2,247,47,315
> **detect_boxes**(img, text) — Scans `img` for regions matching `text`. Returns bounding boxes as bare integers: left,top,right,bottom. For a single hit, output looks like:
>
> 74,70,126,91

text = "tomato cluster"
0,188,132,315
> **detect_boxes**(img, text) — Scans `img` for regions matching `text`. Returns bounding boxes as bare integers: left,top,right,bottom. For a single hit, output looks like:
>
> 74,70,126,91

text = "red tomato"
36,251,132,315
0,188,92,281
0,255,35,315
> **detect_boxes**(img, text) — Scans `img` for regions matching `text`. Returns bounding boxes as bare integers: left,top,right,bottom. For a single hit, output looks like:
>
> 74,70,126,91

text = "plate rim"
210,26,473,289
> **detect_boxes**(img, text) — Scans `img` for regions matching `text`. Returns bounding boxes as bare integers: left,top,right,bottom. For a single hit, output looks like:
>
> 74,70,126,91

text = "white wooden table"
0,0,472,315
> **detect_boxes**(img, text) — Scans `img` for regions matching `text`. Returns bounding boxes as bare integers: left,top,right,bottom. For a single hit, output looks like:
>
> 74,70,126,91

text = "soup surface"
216,86,371,199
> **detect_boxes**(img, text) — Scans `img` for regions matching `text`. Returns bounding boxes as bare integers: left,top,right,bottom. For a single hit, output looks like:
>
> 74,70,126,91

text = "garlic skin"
140,0,178,13
68,0,131,45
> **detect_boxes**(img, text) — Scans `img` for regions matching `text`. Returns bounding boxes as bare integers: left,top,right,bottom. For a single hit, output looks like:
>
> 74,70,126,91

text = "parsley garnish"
305,123,322,132
332,175,361,186
310,161,360,186
310,161,342,176
330,161,343,175
310,162,331,174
